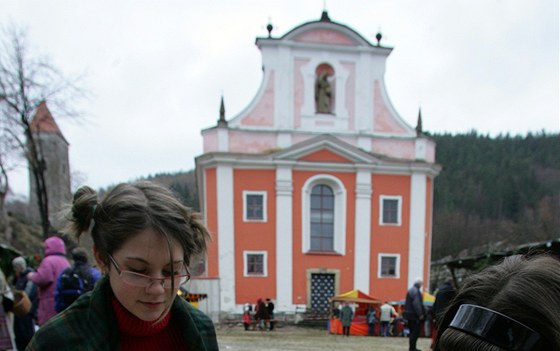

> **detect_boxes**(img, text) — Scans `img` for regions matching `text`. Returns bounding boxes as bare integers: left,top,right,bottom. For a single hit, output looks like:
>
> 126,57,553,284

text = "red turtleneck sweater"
112,296,185,351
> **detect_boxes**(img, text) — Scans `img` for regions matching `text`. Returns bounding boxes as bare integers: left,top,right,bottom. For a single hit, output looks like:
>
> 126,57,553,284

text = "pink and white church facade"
192,11,440,318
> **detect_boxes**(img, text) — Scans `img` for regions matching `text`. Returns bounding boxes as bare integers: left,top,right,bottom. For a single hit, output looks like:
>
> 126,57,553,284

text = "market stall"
177,286,207,308
328,289,381,336
389,291,436,337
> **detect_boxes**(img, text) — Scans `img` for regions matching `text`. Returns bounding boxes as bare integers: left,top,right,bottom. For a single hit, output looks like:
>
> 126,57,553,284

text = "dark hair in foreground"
64,181,211,269
434,254,560,351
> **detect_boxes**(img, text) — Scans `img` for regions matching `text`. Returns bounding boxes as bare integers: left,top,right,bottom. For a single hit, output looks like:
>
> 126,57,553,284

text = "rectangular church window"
243,191,267,222
380,196,402,225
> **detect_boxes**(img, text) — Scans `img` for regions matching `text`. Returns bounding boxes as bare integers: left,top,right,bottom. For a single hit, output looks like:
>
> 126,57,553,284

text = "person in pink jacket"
27,236,70,326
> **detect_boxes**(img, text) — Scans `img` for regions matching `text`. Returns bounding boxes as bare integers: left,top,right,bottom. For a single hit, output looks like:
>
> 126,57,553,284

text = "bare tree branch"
0,24,86,238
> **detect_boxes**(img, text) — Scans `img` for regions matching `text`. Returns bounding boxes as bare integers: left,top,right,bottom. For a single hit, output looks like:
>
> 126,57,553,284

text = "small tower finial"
320,1,330,22
416,107,423,135
375,30,382,46
266,17,273,38
218,95,228,127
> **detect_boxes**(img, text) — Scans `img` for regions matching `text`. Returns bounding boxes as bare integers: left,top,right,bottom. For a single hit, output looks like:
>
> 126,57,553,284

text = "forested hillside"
430,131,560,259
144,170,199,210
146,132,560,261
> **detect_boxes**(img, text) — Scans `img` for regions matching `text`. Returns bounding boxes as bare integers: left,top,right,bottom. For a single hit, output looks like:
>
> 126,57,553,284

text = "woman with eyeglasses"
26,181,218,351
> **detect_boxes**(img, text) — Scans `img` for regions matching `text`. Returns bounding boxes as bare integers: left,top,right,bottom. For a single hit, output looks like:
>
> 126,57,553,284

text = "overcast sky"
2,0,559,198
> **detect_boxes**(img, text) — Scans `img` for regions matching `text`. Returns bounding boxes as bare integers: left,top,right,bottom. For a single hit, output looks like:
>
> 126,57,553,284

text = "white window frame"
378,253,400,279
243,191,267,222
379,195,402,226
243,250,268,277
302,174,346,254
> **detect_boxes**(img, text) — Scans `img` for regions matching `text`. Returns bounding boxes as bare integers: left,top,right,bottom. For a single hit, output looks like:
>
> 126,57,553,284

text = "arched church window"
301,174,346,255
315,64,334,114
310,184,334,251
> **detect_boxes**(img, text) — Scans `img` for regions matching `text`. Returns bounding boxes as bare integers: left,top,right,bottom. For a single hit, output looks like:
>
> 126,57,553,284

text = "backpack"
56,264,94,311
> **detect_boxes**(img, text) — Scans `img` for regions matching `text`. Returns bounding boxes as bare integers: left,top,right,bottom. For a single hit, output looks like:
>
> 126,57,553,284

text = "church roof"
29,101,68,143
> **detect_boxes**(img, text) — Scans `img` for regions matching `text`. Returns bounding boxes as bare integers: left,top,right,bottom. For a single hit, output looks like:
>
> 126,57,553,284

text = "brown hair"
435,254,560,351
64,181,210,272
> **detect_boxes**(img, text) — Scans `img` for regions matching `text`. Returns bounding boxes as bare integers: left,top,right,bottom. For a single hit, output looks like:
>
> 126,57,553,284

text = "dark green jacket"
26,276,218,350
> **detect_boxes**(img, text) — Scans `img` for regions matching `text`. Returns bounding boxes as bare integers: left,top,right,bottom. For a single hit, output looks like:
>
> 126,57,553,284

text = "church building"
193,11,440,318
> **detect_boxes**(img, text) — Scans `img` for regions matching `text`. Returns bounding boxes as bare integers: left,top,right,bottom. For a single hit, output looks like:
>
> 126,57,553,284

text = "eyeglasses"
107,254,190,289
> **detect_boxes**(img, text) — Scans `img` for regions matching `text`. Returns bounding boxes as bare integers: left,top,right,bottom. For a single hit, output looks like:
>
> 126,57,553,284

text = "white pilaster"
217,127,229,151
277,132,292,149
408,173,426,288
415,138,427,161
217,164,236,312
275,165,293,311
357,135,372,152
356,52,373,132
275,46,294,130
354,169,372,292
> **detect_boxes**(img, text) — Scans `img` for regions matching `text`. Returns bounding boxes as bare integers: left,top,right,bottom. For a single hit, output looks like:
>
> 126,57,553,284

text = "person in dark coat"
366,306,377,336
255,298,269,330
404,278,425,351
266,298,275,331
430,280,456,349
11,257,37,350
54,247,101,312
432,280,455,325
340,302,354,337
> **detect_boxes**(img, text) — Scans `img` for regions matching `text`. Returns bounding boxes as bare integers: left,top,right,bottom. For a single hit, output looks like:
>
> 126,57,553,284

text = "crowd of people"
0,236,100,350
242,297,275,331
0,238,102,350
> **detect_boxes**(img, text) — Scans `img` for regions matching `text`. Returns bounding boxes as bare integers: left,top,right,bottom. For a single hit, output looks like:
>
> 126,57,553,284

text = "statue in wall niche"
315,72,332,113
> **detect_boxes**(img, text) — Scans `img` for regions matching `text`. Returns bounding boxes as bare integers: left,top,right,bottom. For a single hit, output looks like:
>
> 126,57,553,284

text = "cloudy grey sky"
2,0,559,198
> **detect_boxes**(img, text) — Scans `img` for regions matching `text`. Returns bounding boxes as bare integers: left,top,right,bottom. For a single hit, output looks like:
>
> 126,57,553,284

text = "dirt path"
216,325,433,351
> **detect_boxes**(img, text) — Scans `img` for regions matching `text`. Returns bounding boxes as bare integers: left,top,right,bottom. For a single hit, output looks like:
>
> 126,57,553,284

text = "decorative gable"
274,134,378,165
291,28,360,46
298,148,353,163
201,10,436,163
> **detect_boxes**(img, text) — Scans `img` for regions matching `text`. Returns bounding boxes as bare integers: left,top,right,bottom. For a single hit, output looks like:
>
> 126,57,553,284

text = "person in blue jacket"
54,247,101,312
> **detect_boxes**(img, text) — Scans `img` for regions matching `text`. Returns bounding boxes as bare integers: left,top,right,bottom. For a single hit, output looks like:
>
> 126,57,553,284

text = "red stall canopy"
329,289,382,336
330,289,381,304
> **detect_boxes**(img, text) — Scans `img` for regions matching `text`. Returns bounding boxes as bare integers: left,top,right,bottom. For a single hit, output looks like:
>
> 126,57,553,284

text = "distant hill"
144,170,199,210
430,131,560,259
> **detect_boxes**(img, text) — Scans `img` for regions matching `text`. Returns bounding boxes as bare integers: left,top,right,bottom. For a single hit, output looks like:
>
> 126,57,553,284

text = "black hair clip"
449,304,544,351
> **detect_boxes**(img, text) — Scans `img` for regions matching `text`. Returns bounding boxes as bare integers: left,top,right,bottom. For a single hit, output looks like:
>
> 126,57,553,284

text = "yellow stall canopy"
330,289,382,305
423,291,435,304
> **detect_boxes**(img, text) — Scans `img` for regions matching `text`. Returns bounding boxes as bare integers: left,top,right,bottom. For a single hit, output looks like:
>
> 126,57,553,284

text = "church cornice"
256,38,392,55
195,134,441,177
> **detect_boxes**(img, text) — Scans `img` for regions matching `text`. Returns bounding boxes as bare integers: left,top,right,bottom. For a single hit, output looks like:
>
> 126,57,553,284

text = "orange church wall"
291,170,357,305
369,174,411,302
233,169,277,305
204,168,219,278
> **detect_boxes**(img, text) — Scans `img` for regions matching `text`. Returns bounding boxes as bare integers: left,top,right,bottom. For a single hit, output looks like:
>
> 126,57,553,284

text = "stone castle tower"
28,101,71,229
